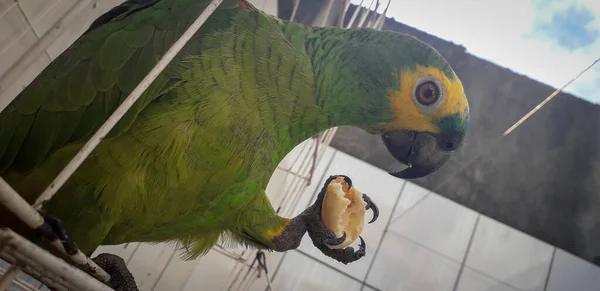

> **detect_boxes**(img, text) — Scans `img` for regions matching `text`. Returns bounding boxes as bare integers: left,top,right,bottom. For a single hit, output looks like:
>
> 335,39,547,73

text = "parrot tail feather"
176,230,222,260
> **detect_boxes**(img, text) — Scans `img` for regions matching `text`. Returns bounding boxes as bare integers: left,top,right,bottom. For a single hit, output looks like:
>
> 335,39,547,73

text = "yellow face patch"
386,65,469,133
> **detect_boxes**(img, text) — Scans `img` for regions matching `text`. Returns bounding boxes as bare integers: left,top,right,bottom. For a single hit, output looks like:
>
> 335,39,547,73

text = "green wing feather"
0,0,239,174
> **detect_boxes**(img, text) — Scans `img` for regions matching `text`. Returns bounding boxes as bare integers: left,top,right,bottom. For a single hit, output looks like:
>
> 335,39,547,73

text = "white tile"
271,251,362,291
124,243,179,290
18,0,77,37
152,254,202,291
391,181,429,220
247,0,278,16
456,267,519,291
366,231,460,291
389,189,478,262
465,216,553,291
297,150,405,280
0,52,50,111
45,0,126,59
202,247,287,291
0,0,39,77
545,249,600,291
181,249,243,291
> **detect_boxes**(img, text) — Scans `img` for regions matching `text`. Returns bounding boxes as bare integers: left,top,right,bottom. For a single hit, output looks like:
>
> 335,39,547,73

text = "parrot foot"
35,217,138,290
314,236,366,265
362,193,380,223
302,175,378,264
35,216,78,255
92,253,139,291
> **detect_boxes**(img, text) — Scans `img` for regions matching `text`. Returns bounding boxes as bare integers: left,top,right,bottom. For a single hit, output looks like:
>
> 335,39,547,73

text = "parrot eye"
414,80,441,106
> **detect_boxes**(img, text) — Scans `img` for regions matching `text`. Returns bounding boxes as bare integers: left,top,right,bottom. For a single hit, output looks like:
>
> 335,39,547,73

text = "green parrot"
0,0,469,288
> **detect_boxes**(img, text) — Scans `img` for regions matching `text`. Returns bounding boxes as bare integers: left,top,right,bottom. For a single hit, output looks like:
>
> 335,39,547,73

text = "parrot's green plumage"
0,0,469,268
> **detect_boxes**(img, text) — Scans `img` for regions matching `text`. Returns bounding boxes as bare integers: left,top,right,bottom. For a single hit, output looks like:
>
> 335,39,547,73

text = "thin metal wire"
256,252,273,291
356,0,376,28
0,264,20,290
288,0,301,23
308,134,320,185
503,56,600,136
345,0,365,28
373,0,391,30
275,141,314,212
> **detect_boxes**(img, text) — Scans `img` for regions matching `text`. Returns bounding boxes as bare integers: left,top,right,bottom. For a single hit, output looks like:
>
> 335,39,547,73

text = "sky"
351,0,600,104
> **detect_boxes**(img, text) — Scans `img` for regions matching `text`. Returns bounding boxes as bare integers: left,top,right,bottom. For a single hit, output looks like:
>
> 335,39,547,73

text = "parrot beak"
381,130,462,179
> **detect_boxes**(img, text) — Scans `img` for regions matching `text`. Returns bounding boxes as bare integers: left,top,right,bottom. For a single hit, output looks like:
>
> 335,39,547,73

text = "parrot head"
381,62,469,179
338,30,470,179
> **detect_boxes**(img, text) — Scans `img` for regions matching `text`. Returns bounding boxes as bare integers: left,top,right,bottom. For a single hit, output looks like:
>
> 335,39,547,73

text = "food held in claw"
321,176,367,249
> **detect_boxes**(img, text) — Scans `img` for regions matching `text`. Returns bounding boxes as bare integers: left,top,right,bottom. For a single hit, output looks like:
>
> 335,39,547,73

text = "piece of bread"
320,176,367,249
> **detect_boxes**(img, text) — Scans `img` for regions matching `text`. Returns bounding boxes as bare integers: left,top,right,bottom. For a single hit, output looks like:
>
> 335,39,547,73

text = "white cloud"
351,0,600,103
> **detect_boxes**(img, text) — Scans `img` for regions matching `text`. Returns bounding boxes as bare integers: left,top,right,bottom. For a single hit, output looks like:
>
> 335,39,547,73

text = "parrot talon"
312,236,366,265
36,216,79,255
296,175,367,264
92,253,139,290
323,232,347,246
362,193,379,224
357,236,366,253
339,175,352,189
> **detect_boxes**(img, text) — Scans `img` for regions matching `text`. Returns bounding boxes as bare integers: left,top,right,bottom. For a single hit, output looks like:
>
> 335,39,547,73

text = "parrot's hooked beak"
381,130,462,179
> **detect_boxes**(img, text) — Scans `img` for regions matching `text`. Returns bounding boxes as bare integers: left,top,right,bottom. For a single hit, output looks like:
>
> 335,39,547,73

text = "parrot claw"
313,236,366,265
338,174,353,189
35,216,79,255
92,253,139,290
300,175,369,264
362,193,379,224
323,231,347,246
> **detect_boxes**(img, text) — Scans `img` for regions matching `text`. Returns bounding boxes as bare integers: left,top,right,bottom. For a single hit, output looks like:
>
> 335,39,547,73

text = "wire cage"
0,0,391,290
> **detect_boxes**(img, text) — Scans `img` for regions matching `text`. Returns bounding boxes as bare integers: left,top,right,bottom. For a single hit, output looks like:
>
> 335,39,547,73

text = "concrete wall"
313,4,600,265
